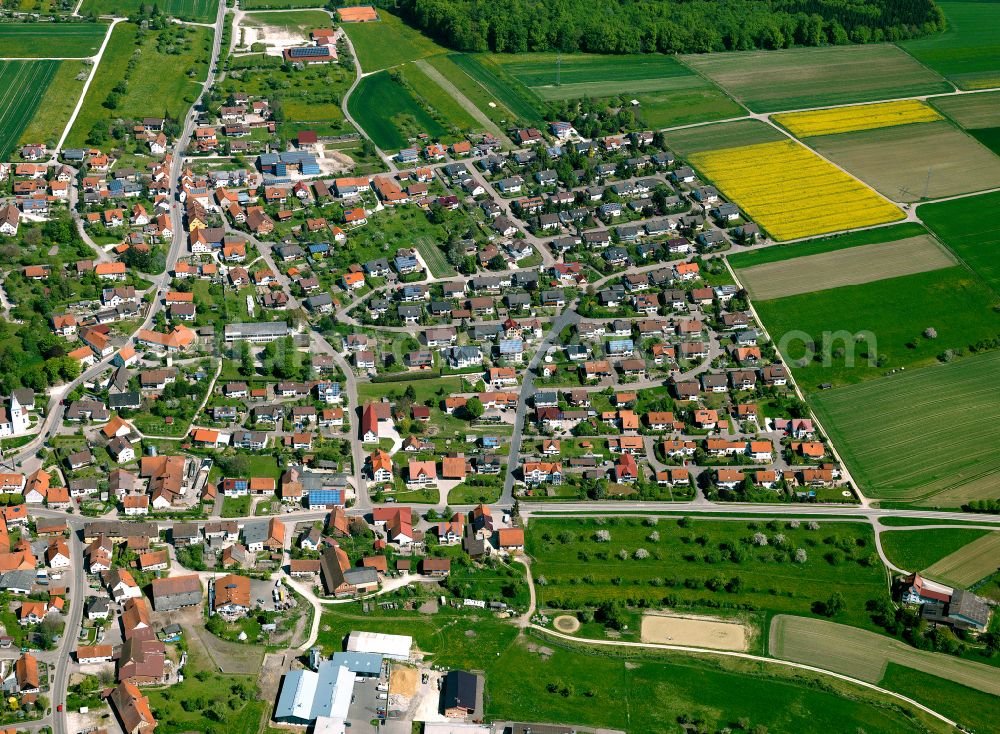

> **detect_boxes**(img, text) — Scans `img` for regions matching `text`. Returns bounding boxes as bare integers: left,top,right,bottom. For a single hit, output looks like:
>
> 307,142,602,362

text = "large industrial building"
345,630,412,660
275,660,355,729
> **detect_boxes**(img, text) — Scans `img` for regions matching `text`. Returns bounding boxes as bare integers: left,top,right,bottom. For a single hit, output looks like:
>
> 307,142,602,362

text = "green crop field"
18,61,88,148
728,223,929,269
342,9,447,72
347,70,449,150
880,663,1000,734
528,517,890,631
413,235,457,278
400,62,480,132
80,0,218,22
681,44,951,113
754,266,1000,388
0,22,108,58
425,54,518,129
66,23,212,148
919,190,1000,296
900,1,1000,89
448,54,548,127
923,532,1000,587
806,120,1000,203
932,90,1000,129
880,528,990,572
810,351,1000,506
665,119,784,156
0,61,58,158
769,615,1000,694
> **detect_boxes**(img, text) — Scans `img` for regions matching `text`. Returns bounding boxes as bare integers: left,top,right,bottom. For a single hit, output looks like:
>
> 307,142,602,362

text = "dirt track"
641,612,749,651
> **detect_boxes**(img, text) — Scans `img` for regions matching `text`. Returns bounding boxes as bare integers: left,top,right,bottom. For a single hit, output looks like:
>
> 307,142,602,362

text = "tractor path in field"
414,58,514,147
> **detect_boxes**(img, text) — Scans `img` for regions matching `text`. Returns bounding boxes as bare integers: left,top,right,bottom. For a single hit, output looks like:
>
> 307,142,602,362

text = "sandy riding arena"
553,615,581,633
641,612,749,651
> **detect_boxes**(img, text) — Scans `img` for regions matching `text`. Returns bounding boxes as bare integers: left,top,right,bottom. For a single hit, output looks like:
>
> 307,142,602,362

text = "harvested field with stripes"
924,532,1000,587
769,615,1000,695
737,235,955,300
774,99,942,137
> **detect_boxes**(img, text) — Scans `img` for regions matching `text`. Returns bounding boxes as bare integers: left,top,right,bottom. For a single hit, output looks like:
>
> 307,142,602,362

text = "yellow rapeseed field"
689,140,904,240
773,99,942,137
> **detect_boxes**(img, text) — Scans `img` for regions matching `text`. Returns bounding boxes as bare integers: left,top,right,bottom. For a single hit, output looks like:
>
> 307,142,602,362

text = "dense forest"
393,0,944,54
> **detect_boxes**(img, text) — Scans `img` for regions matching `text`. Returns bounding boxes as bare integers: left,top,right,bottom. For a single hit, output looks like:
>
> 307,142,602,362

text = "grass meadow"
66,23,212,147
347,70,448,150
681,44,951,113
919,190,1000,296
879,663,1000,734
0,60,57,158
806,120,1000,202
809,351,1000,506
241,9,330,33
879,528,990,573
0,22,107,57
18,61,88,147
754,266,1000,387
769,615,1000,694
80,0,218,22
900,1,1000,89
400,62,480,132
342,9,447,72
527,517,890,631
426,54,518,129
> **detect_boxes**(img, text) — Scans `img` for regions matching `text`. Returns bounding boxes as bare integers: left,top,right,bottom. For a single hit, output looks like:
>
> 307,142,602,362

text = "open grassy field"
242,9,330,33
689,139,904,240
347,69,449,150
879,529,990,572
919,190,1000,296
923,532,1000,587
900,1,1000,89
664,118,783,156
488,634,951,734
880,663,1000,734
756,266,1000,388
0,60,57,158
528,517,890,631
807,120,1000,203
240,0,323,7
774,99,942,137
809,351,1000,505
342,9,446,72
681,45,951,113
728,222,929,269
400,62,480,133
425,54,518,129
80,0,217,22
66,23,213,147
931,90,1000,129
737,234,955,300
769,615,1000,695
18,61,88,147
448,53,548,127
0,22,107,57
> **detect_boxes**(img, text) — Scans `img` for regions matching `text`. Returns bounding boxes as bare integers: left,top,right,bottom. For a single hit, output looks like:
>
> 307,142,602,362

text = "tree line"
393,0,944,54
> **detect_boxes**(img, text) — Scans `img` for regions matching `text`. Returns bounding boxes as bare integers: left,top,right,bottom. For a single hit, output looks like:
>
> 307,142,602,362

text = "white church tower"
8,393,29,436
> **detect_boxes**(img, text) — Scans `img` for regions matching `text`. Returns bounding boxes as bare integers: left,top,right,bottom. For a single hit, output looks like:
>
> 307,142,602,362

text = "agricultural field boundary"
923,532,1000,587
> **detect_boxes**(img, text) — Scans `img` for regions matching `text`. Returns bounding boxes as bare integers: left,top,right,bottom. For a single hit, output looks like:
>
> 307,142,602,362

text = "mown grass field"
923,532,1000,587
0,60,57,158
241,9,330,33
737,234,954,300
342,9,446,72
347,69,448,150
809,351,1000,505
774,99,942,137
528,517,890,631
756,266,1000,388
0,22,107,57
769,615,1000,695
18,61,88,147
879,663,1000,734
879,528,990,573
807,120,1000,203
488,634,951,734
240,0,322,7
900,1,1000,89
681,44,951,113
80,0,218,22
689,139,904,240
919,190,1000,296
728,222,929,269
66,23,212,148
664,119,786,157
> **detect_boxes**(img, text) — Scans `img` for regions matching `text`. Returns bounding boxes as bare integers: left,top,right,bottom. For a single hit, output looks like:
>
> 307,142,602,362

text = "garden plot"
737,235,955,300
